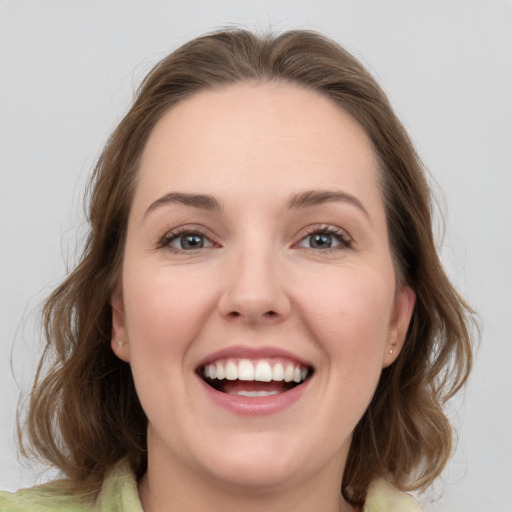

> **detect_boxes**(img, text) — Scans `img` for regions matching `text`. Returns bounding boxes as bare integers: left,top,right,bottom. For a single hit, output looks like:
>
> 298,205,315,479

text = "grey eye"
308,233,336,249
171,233,209,250
298,233,342,249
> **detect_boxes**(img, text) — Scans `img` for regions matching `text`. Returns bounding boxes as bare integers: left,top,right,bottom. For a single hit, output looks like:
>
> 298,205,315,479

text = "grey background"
1,1,511,510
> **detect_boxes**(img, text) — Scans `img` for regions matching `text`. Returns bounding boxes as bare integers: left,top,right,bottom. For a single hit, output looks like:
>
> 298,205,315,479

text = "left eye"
168,233,214,250
297,230,350,250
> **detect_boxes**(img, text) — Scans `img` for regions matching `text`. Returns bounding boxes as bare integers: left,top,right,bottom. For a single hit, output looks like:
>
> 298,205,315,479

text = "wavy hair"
19,29,473,507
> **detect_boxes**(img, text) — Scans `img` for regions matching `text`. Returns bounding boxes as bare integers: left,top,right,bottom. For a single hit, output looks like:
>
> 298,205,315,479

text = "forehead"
134,81,382,215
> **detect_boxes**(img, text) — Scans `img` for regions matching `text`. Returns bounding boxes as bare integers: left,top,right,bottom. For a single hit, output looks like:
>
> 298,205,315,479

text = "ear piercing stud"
116,341,126,347
389,340,398,355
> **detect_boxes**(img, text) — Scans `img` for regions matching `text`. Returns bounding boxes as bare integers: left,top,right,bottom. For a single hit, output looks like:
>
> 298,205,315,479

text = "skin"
111,82,416,512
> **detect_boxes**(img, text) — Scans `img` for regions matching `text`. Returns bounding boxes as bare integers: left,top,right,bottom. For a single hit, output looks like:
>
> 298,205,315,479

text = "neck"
138,475,355,512
138,443,356,512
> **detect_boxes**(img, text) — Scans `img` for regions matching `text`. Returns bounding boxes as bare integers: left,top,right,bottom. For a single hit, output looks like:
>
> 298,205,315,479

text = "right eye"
159,229,216,252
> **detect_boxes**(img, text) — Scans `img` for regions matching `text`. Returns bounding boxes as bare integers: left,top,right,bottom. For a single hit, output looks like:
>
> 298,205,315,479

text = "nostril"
228,310,277,318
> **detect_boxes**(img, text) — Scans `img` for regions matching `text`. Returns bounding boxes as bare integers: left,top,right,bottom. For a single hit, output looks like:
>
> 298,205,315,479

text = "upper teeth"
203,358,308,384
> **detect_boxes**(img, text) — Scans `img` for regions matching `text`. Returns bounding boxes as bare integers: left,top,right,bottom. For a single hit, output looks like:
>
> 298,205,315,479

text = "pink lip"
196,372,312,416
195,345,314,416
196,345,313,369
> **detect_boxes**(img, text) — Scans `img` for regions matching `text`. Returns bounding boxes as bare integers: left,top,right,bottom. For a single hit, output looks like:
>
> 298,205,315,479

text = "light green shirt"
0,459,422,511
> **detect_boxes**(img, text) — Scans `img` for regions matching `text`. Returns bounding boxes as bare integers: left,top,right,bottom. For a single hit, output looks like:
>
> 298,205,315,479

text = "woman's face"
112,82,415,493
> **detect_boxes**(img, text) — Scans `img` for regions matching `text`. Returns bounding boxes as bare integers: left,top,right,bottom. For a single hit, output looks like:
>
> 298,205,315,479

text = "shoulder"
0,485,91,512
0,459,142,512
364,479,423,512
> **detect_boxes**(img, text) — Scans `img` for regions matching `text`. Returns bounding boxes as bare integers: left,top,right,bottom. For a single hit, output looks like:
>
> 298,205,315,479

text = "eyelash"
157,226,217,253
157,224,353,253
298,225,353,251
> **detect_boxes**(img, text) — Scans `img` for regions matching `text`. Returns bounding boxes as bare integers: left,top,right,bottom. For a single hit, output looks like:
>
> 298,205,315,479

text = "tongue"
220,380,289,395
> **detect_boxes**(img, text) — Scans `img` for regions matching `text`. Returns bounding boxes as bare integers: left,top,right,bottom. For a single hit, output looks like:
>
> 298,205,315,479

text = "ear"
382,284,416,368
111,289,131,362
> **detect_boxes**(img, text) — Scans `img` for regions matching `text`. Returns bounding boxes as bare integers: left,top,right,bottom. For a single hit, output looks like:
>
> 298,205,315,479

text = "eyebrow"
287,190,370,219
144,192,222,217
144,189,369,219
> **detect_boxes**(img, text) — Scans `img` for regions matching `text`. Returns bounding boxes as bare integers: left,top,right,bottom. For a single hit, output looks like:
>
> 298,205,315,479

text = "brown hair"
20,29,473,506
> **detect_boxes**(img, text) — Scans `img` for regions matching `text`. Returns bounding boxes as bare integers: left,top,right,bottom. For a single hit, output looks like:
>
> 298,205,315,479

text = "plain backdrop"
1,1,511,511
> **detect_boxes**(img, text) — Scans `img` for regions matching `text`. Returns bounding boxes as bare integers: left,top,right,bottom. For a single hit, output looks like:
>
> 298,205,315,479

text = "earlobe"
382,285,416,368
111,291,130,362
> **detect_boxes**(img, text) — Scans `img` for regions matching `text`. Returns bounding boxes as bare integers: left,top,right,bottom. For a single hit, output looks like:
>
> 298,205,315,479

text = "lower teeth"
228,390,280,397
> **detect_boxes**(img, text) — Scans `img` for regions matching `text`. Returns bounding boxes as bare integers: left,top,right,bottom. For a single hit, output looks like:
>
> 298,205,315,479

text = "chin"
205,457,301,491
194,434,308,491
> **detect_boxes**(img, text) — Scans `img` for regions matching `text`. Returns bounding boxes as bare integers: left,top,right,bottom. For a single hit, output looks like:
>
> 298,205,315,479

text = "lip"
195,345,314,416
196,371,312,416
196,345,312,369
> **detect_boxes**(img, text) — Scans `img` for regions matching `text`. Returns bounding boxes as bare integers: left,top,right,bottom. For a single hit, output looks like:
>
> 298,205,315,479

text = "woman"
0,29,473,511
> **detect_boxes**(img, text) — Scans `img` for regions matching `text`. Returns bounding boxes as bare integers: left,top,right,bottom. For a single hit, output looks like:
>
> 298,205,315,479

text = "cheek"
284,267,395,453
120,266,218,427
296,264,395,390
300,266,395,342
122,264,216,364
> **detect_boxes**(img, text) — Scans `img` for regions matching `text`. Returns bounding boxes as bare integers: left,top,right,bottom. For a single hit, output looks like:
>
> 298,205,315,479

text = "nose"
218,247,291,325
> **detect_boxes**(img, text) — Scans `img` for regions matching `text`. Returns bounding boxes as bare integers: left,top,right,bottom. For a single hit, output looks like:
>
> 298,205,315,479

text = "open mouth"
198,358,313,397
